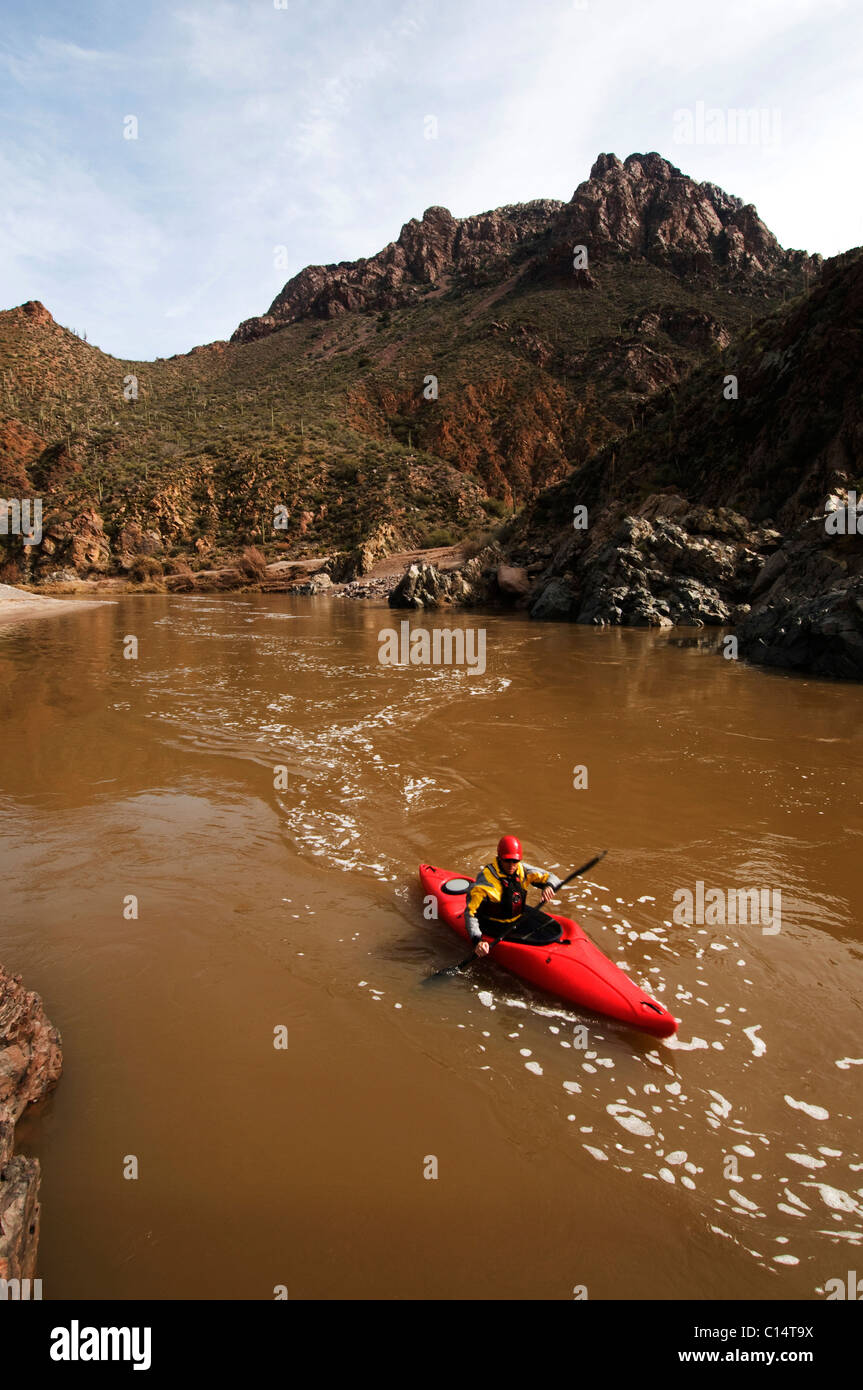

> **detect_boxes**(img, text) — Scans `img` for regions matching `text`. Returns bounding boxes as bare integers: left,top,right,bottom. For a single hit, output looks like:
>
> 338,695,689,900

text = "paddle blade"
422,954,476,984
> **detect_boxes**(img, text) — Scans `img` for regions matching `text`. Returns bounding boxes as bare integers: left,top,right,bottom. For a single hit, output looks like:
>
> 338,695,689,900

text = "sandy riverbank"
0,583,116,625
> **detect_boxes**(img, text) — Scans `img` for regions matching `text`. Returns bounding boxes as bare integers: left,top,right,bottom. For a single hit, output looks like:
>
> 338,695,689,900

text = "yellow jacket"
465,859,560,941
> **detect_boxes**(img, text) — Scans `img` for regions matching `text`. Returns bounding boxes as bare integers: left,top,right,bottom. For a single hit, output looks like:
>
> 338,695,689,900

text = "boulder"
495,563,531,599
292,572,333,595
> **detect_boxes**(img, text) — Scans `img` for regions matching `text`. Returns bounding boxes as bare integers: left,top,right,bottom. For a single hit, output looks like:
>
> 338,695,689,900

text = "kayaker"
466,836,562,955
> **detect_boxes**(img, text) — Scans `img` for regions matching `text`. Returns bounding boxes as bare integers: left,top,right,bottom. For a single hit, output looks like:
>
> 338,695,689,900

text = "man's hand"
474,939,490,957
540,885,556,903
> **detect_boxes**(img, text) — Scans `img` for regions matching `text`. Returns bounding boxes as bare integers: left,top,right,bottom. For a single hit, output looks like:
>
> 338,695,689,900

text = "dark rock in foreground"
0,967,62,1284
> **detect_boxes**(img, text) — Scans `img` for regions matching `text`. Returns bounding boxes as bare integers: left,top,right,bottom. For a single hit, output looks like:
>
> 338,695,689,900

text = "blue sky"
1,0,860,360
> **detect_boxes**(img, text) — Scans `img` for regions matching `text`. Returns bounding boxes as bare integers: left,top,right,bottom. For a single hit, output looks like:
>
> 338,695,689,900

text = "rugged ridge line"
232,152,818,343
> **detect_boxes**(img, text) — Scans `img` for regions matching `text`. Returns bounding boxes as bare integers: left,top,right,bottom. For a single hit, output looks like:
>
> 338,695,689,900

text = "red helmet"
497,835,522,862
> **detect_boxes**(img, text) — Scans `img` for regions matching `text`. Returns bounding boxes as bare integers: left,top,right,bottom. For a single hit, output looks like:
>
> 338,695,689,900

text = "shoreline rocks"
737,500,863,678
525,495,780,629
387,545,502,610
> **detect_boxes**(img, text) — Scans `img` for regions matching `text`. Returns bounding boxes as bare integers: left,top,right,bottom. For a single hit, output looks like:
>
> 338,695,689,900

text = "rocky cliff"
0,967,62,1286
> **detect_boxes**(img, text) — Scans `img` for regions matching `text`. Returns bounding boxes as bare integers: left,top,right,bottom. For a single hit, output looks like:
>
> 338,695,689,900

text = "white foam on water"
785,1095,829,1120
804,1184,863,1216
607,1103,655,1138
783,1189,811,1210
403,776,436,805
525,1061,543,1076
743,1025,766,1057
836,1057,863,1069
730,1190,760,1212
583,1146,608,1162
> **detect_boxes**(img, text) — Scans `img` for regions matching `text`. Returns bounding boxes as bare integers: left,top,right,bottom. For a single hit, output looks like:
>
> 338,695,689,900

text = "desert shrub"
238,546,268,579
0,556,22,585
422,527,460,548
484,497,509,518
164,557,194,577
464,531,494,555
131,556,164,582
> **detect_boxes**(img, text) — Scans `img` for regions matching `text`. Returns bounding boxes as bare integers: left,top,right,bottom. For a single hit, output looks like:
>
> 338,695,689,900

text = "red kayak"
419,863,678,1038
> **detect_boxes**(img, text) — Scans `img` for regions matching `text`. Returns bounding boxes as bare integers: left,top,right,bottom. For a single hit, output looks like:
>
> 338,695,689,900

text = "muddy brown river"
1,593,862,1300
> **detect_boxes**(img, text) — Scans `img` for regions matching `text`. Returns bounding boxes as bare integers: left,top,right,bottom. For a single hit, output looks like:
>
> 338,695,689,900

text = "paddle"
423,849,608,983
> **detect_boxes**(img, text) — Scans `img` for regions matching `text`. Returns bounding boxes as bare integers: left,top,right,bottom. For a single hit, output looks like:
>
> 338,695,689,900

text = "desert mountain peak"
232,152,818,345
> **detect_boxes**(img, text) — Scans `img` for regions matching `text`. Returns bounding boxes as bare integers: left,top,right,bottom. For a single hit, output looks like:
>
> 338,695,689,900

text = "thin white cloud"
0,35,125,84
0,0,859,358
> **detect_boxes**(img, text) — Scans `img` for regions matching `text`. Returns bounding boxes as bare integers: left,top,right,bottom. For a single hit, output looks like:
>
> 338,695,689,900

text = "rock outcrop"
545,152,815,281
565,496,775,626
0,967,62,1285
37,509,112,575
525,494,777,626
341,523,406,580
388,547,501,609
